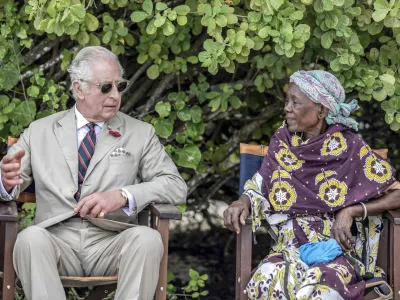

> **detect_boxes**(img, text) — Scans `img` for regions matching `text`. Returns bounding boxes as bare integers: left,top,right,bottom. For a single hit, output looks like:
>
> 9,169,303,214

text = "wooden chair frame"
235,143,400,300
0,198,181,300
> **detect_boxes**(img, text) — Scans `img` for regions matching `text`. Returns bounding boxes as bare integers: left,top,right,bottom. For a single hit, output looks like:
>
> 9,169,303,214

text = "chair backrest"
239,143,388,195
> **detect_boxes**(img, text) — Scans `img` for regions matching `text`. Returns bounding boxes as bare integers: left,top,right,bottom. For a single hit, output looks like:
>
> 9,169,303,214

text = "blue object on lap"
299,239,343,266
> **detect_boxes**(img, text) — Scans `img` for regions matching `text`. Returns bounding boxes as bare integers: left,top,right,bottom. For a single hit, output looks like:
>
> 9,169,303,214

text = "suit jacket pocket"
109,155,133,165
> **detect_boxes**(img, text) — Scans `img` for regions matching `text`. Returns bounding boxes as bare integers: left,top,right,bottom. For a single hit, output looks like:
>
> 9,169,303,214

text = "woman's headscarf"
290,70,359,131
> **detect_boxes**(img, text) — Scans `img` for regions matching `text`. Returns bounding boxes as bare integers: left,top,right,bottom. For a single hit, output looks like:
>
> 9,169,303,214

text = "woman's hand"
331,206,357,251
223,196,251,234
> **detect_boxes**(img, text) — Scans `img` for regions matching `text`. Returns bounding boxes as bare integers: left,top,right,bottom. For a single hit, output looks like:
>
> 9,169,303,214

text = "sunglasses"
79,79,130,94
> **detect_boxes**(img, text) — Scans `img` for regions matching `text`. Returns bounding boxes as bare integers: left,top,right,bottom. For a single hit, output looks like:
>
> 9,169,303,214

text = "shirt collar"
74,105,105,130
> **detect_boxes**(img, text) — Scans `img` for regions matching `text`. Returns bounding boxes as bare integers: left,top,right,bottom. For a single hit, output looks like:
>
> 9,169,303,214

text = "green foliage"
167,269,209,299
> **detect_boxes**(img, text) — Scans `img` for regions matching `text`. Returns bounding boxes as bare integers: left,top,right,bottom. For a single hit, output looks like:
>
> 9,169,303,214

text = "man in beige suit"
0,46,187,300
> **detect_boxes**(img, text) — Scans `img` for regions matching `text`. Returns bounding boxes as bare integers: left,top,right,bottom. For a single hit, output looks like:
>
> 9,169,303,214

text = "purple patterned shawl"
259,122,396,214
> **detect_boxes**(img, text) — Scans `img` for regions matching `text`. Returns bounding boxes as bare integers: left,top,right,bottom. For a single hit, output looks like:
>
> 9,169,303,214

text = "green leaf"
155,101,171,118
163,20,175,36
3,103,16,114
321,31,334,49
131,11,148,22
0,95,9,108
102,31,113,44
373,88,387,101
146,20,157,35
177,15,187,26
189,105,202,123
216,15,227,27
116,27,128,37
192,292,200,298
270,0,284,10
143,0,153,15
149,44,162,58
27,86,40,97
177,108,191,121
85,13,99,31
156,2,168,11
229,96,242,109
154,118,173,138
77,31,90,45
372,9,389,22
9,101,37,126
147,64,160,79
174,145,201,170
380,74,396,85
187,56,199,64
69,4,85,20
174,5,190,16
258,26,270,39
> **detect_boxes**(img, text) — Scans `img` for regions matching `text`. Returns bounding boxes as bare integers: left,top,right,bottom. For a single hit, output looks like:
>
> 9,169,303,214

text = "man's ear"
72,80,85,100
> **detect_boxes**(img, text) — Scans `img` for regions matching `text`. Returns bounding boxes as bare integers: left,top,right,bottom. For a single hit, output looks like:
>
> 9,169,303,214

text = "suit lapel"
85,114,123,180
54,109,78,186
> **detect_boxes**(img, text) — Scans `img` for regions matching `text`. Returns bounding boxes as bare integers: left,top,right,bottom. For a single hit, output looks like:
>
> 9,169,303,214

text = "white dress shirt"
0,105,137,216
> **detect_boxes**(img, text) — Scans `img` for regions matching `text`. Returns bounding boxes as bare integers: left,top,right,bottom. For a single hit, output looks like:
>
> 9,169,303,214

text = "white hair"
67,46,125,100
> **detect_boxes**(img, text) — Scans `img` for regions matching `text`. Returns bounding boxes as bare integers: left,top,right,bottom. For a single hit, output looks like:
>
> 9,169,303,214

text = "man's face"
284,83,321,133
76,59,123,122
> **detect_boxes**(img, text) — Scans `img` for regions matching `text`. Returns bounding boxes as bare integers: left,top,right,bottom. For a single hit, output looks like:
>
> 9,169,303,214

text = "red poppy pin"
108,129,121,137
108,125,122,137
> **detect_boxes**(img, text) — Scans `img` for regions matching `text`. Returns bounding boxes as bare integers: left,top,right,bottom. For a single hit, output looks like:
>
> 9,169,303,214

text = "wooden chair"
236,143,400,300
0,137,182,300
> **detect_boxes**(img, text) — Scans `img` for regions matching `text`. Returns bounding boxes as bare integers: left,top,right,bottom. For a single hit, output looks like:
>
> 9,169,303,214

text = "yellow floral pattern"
364,155,392,183
275,148,304,172
318,179,348,208
321,132,347,156
269,181,297,211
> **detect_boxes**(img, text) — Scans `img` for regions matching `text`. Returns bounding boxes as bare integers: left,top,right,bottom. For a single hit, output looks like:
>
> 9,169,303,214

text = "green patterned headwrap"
289,70,359,131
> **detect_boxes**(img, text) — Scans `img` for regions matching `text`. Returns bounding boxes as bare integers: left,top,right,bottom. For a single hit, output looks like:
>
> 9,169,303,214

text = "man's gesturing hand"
74,191,127,218
1,149,25,193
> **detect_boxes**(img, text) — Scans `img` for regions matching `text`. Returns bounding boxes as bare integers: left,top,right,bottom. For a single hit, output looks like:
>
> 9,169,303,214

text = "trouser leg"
13,225,83,300
83,225,164,300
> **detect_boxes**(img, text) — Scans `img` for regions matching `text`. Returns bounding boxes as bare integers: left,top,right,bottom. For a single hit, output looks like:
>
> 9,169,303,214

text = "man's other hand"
1,149,25,193
74,191,127,218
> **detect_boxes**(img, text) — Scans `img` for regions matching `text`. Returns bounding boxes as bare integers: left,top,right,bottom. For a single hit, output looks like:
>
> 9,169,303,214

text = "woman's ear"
318,105,328,119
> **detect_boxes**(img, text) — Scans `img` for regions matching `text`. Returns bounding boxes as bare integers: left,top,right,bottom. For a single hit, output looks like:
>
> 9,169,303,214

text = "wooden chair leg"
391,222,400,300
154,218,169,300
236,221,252,300
2,221,17,300
85,283,117,300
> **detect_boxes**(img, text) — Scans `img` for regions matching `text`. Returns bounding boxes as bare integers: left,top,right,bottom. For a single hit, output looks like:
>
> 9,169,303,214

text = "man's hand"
74,191,127,218
1,149,25,193
331,206,356,252
223,197,250,234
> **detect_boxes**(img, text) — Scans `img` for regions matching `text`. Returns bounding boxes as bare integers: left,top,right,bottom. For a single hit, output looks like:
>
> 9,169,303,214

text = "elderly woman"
224,70,400,300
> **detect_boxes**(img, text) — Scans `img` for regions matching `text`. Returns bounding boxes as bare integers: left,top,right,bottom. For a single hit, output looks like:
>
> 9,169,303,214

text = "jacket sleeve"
122,125,187,213
0,125,33,202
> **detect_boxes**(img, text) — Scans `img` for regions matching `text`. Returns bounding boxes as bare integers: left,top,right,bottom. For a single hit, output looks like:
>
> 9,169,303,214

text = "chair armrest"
149,203,182,220
384,210,400,225
245,216,253,225
0,201,18,222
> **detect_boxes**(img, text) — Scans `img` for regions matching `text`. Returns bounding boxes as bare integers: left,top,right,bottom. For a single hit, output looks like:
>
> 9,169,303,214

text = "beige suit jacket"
1,109,187,230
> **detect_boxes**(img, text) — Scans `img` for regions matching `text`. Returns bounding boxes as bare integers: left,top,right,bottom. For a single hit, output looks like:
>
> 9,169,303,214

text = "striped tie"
74,123,97,201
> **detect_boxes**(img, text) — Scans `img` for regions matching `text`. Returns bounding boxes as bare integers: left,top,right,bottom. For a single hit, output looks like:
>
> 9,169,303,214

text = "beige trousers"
13,218,164,300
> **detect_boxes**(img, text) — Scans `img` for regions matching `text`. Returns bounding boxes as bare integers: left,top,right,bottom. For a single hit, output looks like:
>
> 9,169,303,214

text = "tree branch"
23,38,62,67
121,78,154,113
21,46,79,80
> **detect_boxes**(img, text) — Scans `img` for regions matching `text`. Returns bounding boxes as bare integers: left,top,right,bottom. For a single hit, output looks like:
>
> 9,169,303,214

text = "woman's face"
284,83,323,134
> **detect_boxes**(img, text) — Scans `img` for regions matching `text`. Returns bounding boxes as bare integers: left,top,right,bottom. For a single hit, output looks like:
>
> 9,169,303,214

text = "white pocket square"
110,148,131,157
